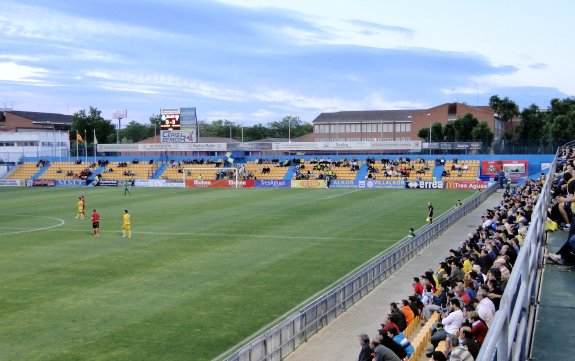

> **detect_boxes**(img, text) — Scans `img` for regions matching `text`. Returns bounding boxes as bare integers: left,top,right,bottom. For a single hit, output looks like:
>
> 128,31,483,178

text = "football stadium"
0,107,573,361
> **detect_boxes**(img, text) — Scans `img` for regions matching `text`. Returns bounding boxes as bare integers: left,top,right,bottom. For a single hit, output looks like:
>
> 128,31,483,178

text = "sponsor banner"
164,181,185,188
291,179,327,189
185,179,255,188
95,180,119,187
358,179,406,189
160,130,197,143
405,180,444,189
97,142,227,152
255,180,291,188
55,179,86,187
160,108,180,115
424,142,482,150
444,180,488,190
271,142,311,151
134,179,184,188
271,140,421,151
33,179,55,187
481,160,528,182
318,141,371,150
0,179,22,186
329,179,357,188
180,107,197,128
369,140,422,151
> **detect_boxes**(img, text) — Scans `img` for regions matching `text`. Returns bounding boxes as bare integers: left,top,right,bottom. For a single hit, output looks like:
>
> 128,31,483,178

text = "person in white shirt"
430,299,464,347
474,288,496,327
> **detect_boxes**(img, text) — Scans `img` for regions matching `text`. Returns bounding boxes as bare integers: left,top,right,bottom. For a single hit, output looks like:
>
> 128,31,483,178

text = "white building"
0,131,70,162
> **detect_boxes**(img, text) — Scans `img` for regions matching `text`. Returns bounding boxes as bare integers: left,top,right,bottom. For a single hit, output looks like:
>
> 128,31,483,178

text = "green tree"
197,120,215,138
199,119,233,138
443,121,456,142
471,121,494,152
453,113,479,141
417,128,430,141
268,116,307,139
541,97,575,148
120,121,153,143
243,123,270,142
517,105,545,147
149,114,161,137
544,114,575,147
489,95,519,138
70,106,115,144
431,122,443,142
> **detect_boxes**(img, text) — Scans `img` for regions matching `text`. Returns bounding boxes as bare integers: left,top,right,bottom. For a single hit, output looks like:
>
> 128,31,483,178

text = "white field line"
320,189,362,200
0,215,66,236
46,228,386,242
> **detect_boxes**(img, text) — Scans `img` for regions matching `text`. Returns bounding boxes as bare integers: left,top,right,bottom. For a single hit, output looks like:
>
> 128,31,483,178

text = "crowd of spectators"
365,157,429,180
546,146,575,265
36,159,50,167
360,175,547,360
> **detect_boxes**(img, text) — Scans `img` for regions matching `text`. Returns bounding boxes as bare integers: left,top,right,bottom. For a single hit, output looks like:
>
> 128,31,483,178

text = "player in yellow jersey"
122,209,131,238
75,196,84,219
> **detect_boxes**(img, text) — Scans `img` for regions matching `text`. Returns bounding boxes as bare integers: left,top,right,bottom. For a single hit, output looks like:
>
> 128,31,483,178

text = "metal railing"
214,185,498,361
476,153,558,361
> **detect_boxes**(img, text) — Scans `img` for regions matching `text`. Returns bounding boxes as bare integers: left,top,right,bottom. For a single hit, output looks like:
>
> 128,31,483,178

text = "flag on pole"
76,131,84,143
84,130,88,163
93,129,98,144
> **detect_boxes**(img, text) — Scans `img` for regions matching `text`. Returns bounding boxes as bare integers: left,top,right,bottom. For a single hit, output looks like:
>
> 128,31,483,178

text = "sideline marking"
47,228,386,242
0,215,66,236
321,189,362,200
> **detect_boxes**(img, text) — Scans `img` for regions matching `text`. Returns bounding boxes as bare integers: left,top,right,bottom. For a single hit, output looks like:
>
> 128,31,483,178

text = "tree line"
70,95,575,153
69,109,312,144
417,95,575,153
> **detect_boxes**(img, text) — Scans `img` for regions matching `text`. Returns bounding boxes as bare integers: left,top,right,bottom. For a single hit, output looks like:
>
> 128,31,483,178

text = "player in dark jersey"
91,209,100,237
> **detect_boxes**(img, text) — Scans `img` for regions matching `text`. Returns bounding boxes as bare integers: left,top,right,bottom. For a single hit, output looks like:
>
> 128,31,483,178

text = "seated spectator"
448,260,465,283
370,338,401,361
467,310,488,346
455,285,470,306
458,326,479,359
380,314,400,335
430,299,463,348
474,289,495,327
421,284,435,306
413,277,423,297
444,334,474,361
357,334,372,361
389,302,407,332
377,330,407,360
431,351,447,361
401,299,415,325
386,326,414,358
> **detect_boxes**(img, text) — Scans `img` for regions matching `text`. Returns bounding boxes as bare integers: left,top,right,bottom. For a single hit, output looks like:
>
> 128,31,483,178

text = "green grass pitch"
0,186,475,360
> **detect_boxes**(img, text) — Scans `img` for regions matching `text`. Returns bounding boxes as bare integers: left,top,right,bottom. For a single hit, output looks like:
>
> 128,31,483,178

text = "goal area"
182,167,240,188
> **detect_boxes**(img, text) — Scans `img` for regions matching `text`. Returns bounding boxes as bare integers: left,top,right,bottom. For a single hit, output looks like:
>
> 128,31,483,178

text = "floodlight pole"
113,109,127,144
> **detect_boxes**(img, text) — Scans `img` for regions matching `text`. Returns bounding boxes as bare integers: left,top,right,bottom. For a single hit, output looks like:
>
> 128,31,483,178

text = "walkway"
286,190,504,361
530,230,575,360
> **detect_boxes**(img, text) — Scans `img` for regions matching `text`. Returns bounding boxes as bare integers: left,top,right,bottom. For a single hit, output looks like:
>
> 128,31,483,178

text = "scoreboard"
160,108,181,130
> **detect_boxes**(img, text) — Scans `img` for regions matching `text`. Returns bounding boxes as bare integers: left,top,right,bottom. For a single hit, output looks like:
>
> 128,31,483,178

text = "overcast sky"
0,0,572,126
